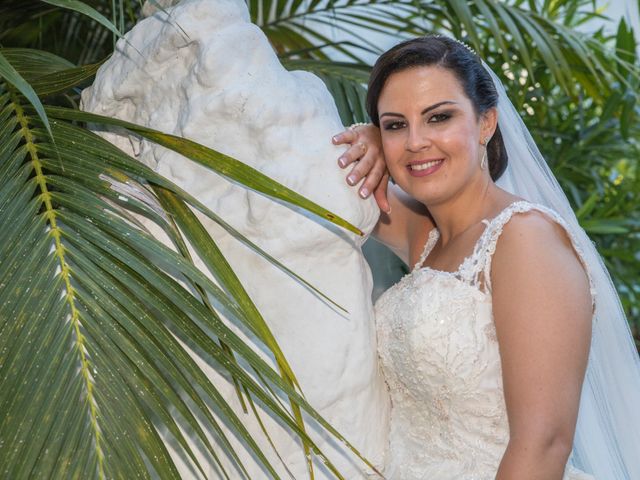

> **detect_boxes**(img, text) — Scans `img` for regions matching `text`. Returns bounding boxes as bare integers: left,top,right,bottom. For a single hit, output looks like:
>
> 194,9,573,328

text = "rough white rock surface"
81,0,390,478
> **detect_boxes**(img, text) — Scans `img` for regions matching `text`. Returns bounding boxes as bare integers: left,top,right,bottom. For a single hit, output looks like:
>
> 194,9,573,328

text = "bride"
331,35,640,479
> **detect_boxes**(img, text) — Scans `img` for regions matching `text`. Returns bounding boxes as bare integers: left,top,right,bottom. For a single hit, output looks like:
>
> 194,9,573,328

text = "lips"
407,159,444,177
409,159,443,171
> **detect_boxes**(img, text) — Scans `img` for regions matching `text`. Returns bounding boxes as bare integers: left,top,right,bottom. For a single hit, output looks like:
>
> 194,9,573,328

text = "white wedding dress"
374,200,595,480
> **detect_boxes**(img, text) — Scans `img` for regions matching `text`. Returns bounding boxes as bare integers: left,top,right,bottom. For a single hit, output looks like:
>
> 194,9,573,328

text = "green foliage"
0,0,137,65
493,9,640,342
0,6,371,478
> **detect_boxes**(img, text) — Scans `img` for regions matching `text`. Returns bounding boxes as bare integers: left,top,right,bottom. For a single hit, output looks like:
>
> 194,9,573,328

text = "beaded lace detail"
374,201,595,479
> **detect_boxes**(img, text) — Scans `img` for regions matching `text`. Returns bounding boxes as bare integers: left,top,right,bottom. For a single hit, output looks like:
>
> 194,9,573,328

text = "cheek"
381,137,406,175
439,128,471,153
440,127,478,167
381,136,402,161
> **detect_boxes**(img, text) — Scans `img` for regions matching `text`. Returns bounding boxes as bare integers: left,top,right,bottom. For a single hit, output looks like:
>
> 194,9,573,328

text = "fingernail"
332,135,340,144
338,156,346,167
386,207,392,214
359,187,369,198
347,174,356,185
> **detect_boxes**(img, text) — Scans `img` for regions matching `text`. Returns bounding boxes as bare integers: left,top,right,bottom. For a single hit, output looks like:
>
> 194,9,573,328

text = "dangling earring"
480,136,490,170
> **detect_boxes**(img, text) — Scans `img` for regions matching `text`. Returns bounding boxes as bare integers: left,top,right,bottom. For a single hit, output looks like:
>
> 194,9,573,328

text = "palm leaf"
38,112,345,312
0,48,377,479
32,61,103,96
45,106,364,236
0,51,52,136
254,0,634,124
40,0,123,40
283,59,370,124
0,48,75,80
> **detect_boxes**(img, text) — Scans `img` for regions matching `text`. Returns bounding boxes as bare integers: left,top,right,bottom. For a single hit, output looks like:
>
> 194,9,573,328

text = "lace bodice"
374,201,594,480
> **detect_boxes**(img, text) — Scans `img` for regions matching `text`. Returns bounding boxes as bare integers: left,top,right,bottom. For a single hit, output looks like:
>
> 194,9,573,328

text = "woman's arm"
332,124,432,265
491,211,592,480
375,183,432,265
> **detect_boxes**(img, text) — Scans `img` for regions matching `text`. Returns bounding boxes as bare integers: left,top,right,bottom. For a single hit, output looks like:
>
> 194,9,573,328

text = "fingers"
331,129,357,146
373,172,391,214
344,144,378,187
355,157,387,200
338,141,368,169
332,123,388,209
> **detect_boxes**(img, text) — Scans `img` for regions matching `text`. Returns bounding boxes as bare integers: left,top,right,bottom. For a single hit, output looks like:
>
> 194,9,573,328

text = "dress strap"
471,201,535,291
412,228,440,272
463,201,595,301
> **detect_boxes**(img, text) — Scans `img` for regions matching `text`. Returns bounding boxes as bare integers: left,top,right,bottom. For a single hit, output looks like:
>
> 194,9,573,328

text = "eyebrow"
379,101,458,119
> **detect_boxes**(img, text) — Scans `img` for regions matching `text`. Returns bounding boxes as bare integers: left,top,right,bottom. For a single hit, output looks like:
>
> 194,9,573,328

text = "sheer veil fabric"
486,64,640,478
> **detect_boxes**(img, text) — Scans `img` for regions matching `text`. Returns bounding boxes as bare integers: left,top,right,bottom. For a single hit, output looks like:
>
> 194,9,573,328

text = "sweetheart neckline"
405,265,491,301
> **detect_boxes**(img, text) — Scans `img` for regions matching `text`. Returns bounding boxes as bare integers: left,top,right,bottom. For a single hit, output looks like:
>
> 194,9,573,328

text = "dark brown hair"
366,35,508,181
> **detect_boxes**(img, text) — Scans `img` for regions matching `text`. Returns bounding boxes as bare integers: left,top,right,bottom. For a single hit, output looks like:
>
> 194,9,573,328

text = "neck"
427,175,502,245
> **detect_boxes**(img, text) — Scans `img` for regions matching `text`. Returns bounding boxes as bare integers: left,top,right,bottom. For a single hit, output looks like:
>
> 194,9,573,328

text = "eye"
428,112,451,123
382,121,405,131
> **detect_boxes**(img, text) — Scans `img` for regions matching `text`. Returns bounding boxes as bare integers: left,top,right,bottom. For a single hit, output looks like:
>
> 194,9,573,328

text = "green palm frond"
41,0,124,40
46,106,363,236
0,48,74,81
0,51,52,136
0,0,137,65
254,0,634,123
254,0,411,62
0,48,375,479
1,48,102,96
283,58,370,124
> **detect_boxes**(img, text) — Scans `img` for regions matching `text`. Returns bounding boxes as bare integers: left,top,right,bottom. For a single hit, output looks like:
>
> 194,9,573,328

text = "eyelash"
382,112,452,130
430,113,451,123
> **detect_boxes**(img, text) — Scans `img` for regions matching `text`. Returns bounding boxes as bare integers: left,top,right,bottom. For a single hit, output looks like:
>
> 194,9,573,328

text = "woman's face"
377,65,492,206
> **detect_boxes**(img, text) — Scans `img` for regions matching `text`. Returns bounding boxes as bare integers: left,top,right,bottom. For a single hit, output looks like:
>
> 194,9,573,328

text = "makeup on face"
379,101,459,131
376,66,486,204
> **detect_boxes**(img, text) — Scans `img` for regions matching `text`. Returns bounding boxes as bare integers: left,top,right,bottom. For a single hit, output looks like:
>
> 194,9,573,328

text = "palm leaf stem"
9,86,106,479
33,121,348,315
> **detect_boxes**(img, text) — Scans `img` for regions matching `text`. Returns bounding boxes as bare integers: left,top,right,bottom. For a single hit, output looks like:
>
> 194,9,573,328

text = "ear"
479,107,498,143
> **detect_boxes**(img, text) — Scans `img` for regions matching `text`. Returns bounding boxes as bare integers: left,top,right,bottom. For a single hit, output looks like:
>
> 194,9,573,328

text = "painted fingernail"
347,174,356,185
338,156,346,167
359,187,369,198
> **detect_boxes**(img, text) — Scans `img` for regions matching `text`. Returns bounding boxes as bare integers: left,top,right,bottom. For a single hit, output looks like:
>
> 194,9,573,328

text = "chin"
397,178,447,206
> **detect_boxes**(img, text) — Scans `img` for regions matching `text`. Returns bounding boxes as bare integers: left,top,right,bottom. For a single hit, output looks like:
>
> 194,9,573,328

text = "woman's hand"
332,123,391,213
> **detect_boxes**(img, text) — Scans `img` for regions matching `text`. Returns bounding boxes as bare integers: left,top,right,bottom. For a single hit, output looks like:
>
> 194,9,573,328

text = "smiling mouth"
409,159,444,171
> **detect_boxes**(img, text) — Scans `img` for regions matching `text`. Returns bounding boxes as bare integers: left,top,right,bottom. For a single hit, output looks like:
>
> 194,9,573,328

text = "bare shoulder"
491,208,592,323
493,209,583,269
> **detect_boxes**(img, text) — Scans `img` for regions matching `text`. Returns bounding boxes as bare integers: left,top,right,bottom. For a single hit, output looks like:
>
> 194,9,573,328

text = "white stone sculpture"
81,0,390,478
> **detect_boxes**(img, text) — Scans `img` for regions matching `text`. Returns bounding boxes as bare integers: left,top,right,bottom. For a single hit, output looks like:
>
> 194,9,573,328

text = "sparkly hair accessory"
431,34,478,56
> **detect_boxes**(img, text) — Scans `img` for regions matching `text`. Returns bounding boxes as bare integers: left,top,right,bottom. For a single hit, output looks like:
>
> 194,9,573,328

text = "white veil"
486,64,640,479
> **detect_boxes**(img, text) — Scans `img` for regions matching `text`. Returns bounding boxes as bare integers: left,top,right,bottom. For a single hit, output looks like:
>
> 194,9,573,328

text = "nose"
405,124,431,152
